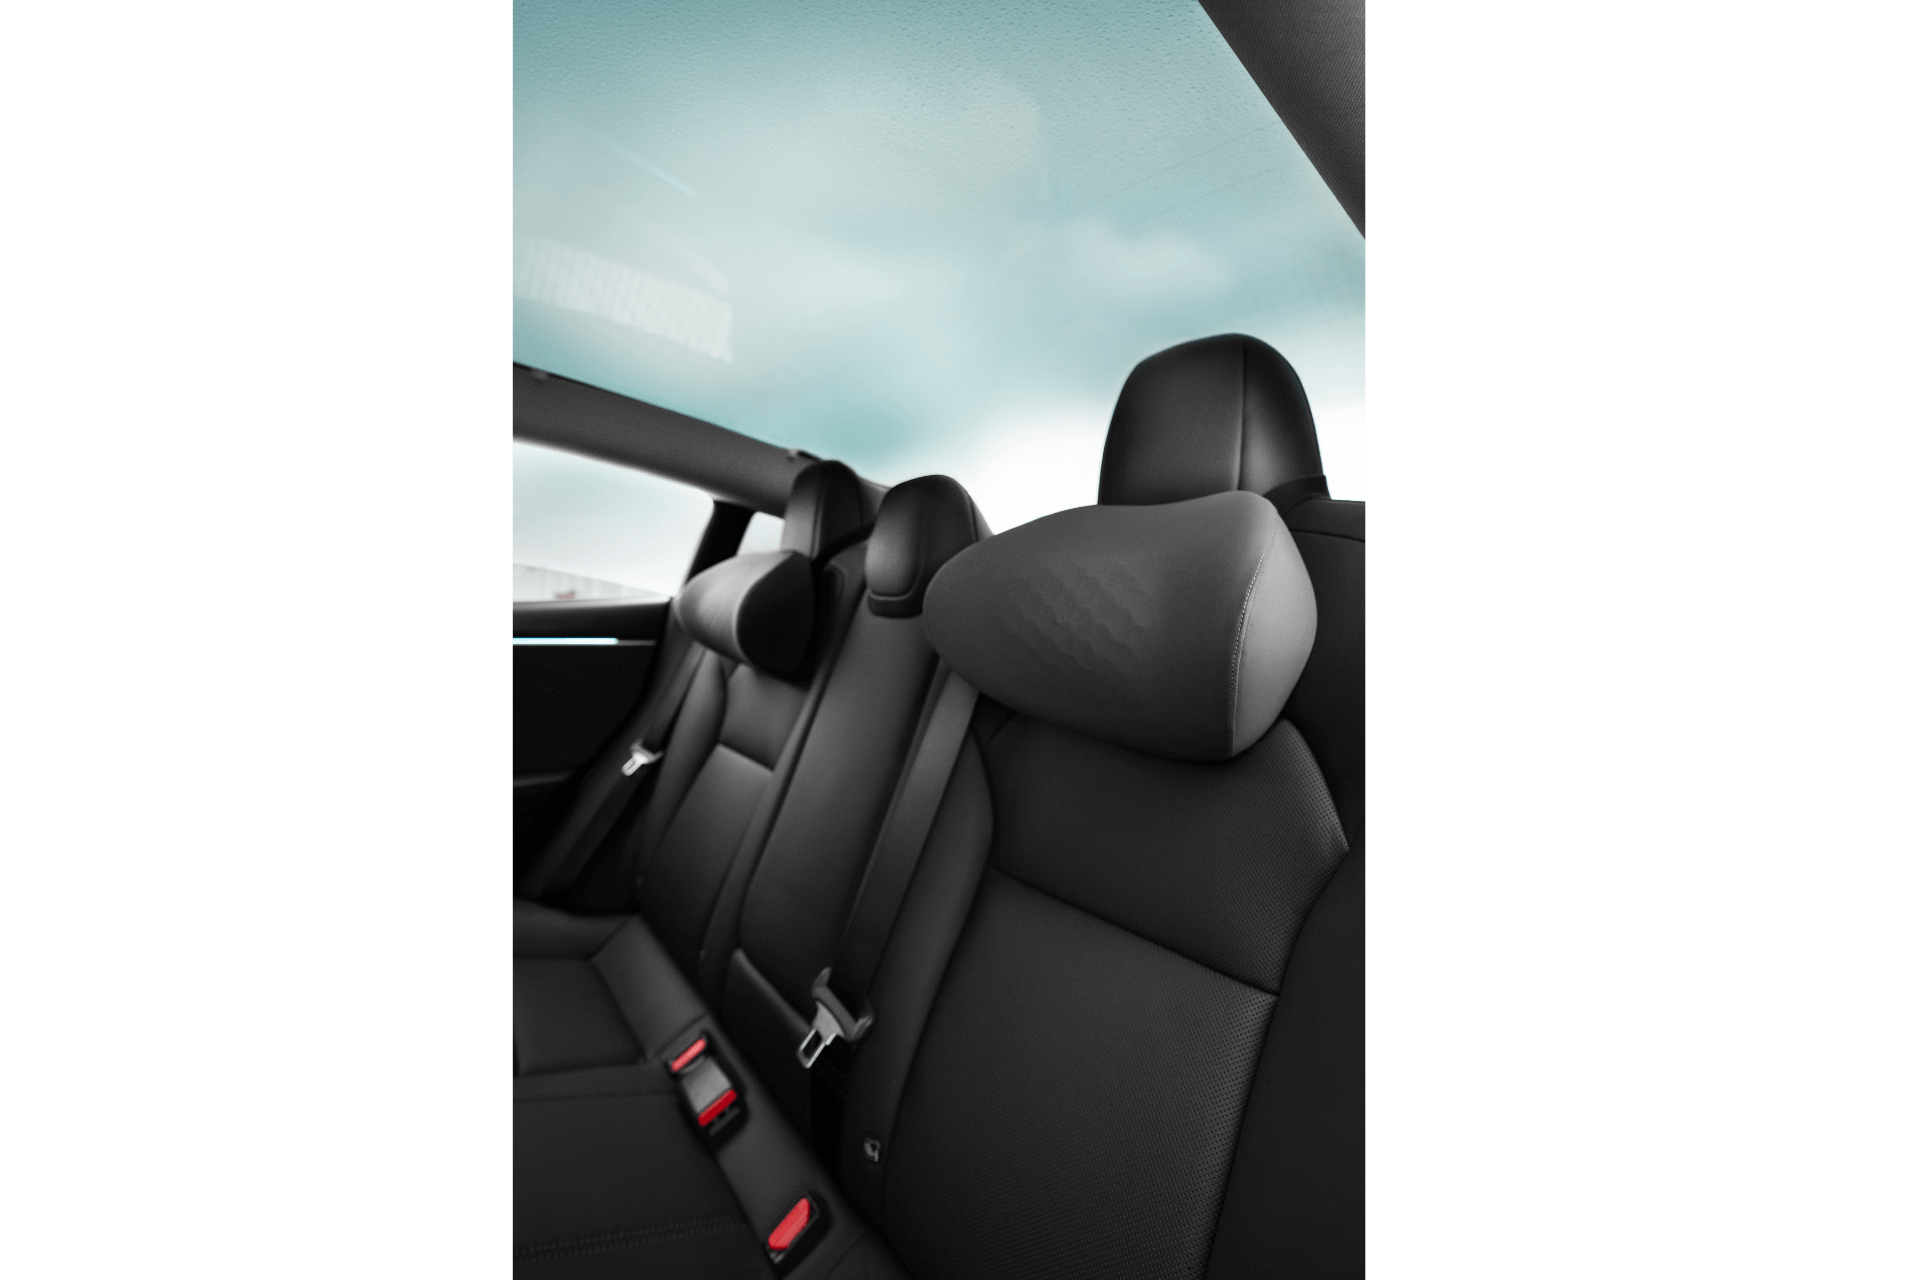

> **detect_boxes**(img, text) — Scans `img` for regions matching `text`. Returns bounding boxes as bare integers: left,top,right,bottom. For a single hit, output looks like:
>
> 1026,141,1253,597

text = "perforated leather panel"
884,873,1274,1280
515,1089,768,1279
640,743,774,971
924,492,1314,762
879,710,1347,1280
987,715,1344,992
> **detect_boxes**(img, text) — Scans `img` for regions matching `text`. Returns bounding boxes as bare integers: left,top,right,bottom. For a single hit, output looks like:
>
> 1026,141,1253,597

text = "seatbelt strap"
798,663,977,1068
517,632,706,899
619,632,706,777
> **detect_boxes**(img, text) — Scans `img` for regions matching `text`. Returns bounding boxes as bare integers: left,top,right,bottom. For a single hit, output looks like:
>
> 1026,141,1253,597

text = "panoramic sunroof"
515,0,1365,529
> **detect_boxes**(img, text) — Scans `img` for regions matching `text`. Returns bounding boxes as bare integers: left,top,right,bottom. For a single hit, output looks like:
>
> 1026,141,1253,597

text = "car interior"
513,3,1363,1278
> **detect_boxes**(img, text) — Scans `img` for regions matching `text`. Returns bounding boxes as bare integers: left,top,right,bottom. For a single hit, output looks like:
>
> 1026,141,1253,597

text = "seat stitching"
514,1090,679,1105
1235,336,1249,492
989,863,1282,997
585,940,649,1062
1228,526,1278,753
514,1214,750,1260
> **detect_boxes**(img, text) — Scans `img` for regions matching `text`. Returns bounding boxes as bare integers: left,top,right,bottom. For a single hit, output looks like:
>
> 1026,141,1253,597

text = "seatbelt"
797,663,978,1069
517,633,706,900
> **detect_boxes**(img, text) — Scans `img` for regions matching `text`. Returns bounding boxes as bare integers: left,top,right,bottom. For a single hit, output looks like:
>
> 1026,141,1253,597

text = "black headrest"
924,491,1315,762
1098,334,1324,508
673,550,814,677
781,460,868,560
865,475,989,618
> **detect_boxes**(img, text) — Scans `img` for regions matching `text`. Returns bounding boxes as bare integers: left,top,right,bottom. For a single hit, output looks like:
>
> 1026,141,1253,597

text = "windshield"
515,0,1364,531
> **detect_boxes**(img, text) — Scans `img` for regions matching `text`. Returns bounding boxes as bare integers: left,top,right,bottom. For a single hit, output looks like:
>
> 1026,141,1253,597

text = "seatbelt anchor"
796,967,872,1069
620,742,663,777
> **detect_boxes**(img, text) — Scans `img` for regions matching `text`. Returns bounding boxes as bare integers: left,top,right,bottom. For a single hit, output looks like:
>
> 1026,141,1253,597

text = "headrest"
1098,334,1324,508
781,460,868,560
673,550,815,677
865,475,989,618
923,491,1315,762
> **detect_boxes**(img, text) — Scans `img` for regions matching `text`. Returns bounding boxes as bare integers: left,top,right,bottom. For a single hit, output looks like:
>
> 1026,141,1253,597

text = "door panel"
514,596,670,639
514,642,658,774
513,598,670,863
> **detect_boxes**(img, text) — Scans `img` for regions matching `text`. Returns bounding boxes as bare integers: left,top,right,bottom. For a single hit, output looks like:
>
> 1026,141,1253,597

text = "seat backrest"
707,475,988,1125
832,338,1364,1279
560,461,872,958
1099,331,1363,848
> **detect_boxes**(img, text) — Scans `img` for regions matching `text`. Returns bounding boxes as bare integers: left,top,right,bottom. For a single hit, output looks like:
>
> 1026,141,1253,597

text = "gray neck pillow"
923,491,1315,762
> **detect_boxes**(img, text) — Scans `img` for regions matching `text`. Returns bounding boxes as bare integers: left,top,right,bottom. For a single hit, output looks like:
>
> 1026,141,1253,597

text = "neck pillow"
924,490,1315,762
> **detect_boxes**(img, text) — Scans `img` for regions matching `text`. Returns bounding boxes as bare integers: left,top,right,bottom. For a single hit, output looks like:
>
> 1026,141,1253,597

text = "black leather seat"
515,476,988,1279
706,475,987,1126
836,336,1361,1278
514,459,871,1076
513,335,1363,1280
1102,332,1363,850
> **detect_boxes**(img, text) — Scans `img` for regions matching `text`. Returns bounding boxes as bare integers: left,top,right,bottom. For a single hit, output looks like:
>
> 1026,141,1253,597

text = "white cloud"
1055,219,1231,305
878,395,1364,531
881,401,1110,534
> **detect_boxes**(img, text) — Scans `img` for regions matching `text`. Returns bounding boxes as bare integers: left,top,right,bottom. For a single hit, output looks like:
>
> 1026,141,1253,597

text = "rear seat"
516,476,989,1279
516,470,988,1086
514,459,871,1075
514,335,1363,1279
707,475,987,1126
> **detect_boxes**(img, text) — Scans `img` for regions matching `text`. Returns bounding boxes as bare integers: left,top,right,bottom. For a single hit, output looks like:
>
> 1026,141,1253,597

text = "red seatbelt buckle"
765,1194,827,1270
667,1031,744,1140
666,1035,708,1075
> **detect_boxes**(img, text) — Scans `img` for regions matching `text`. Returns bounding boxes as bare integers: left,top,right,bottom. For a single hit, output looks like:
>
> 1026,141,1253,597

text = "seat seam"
515,1214,749,1260
1228,526,1279,753
514,950,645,1073
705,736,777,780
632,649,725,874
1234,334,1248,491
587,932,657,1064
1286,527,1365,545
514,1086,676,1106
986,863,1282,998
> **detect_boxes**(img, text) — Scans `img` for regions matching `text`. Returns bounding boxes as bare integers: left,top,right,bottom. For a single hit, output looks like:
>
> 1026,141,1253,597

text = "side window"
514,442,712,601
736,511,784,555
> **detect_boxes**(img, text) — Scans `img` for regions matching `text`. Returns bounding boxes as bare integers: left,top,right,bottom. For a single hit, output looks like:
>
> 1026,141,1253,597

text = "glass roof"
515,0,1364,530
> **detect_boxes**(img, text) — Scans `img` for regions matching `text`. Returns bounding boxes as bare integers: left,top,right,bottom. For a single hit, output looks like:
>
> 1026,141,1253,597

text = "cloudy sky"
513,0,1364,590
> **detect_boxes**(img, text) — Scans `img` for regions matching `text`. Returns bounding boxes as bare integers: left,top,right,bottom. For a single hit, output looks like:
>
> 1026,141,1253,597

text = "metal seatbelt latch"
796,967,873,1069
620,742,663,777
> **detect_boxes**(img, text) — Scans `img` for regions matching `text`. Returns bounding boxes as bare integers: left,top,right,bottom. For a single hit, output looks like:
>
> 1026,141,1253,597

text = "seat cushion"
514,959,641,1076
516,1044,911,1280
513,901,626,956
515,1071,772,1279
513,900,708,1077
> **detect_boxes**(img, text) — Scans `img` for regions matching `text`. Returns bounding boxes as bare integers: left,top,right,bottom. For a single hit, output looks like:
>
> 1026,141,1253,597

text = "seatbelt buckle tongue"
620,742,663,777
795,968,872,1070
